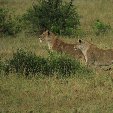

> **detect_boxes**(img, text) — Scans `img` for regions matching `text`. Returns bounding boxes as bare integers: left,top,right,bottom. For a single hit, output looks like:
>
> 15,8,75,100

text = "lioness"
39,30,84,60
74,39,113,68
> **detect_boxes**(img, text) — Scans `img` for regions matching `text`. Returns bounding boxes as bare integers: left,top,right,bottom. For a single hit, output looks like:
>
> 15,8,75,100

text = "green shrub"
0,8,22,36
23,0,80,36
48,51,81,76
5,49,53,76
92,20,111,36
51,57,78,76
4,49,92,77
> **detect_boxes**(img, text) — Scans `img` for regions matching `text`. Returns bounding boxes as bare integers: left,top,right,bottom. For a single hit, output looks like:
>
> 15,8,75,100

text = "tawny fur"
39,30,84,60
75,39,113,67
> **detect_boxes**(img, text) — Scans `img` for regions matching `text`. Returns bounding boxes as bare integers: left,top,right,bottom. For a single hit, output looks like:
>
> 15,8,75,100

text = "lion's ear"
48,31,50,35
78,39,82,43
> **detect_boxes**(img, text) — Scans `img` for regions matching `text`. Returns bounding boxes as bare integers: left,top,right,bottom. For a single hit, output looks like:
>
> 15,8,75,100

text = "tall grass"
0,73,113,113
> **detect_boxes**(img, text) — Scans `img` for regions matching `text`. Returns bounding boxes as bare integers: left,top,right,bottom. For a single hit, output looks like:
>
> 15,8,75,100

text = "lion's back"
87,45,113,66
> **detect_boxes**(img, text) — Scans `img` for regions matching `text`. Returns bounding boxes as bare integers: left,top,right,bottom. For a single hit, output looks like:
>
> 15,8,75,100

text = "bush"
51,56,79,76
5,49,53,76
4,49,92,77
0,8,22,36
23,0,80,36
92,19,111,36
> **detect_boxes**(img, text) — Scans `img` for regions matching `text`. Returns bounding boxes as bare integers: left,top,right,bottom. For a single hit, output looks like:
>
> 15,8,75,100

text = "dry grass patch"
0,73,113,113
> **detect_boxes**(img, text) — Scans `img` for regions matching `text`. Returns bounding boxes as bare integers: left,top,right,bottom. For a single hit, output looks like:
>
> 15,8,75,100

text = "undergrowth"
0,49,93,77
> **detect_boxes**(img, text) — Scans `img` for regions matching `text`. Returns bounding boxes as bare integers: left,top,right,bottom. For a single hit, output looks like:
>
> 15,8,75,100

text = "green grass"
0,73,113,113
0,34,47,60
1,0,113,112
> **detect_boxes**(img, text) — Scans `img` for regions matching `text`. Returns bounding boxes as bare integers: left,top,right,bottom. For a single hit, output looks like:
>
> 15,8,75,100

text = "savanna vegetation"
0,0,113,113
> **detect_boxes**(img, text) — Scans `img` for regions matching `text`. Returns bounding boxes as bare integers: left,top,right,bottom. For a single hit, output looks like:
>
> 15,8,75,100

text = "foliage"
23,0,80,36
0,8,22,36
3,49,92,77
92,19,111,36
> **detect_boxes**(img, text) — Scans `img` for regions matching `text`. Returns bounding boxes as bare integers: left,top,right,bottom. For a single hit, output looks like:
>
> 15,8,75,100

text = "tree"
24,0,80,36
